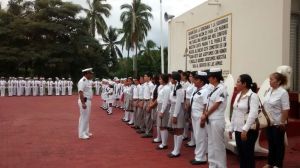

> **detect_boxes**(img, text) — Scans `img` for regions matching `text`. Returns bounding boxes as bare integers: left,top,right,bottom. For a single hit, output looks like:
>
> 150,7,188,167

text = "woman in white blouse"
157,74,171,150
229,74,259,168
167,72,185,158
263,72,290,168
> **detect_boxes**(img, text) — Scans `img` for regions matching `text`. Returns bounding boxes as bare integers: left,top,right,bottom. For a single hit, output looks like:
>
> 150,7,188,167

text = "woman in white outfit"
190,71,209,165
229,74,260,168
263,72,290,168
167,72,185,158
201,68,227,168
157,74,171,150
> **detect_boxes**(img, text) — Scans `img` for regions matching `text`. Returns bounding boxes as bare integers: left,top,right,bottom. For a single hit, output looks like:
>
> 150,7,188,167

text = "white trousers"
192,115,208,161
8,86,13,96
67,87,72,95
207,119,227,168
78,99,92,137
55,87,60,95
25,87,31,96
95,87,100,95
40,87,44,96
61,87,66,95
48,87,53,95
0,87,5,96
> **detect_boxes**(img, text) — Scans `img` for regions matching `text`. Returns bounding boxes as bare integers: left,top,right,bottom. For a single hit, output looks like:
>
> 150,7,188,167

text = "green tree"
120,0,153,77
0,0,109,81
102,26,123,71
84,0,111,38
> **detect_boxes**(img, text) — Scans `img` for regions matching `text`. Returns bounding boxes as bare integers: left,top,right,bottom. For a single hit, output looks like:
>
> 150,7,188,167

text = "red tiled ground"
0,95,299,168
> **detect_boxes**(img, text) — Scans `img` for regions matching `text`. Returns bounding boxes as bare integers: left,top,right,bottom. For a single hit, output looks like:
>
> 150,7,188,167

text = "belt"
144,99,150,101
133,99,139,101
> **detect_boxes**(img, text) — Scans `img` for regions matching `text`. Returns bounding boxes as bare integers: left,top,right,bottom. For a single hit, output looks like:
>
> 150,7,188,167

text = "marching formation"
0,77,73,96
77,67,290,168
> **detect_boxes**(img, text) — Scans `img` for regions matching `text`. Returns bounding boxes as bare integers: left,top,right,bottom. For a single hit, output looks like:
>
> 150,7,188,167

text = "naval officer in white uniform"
201,68,228,168
77,68,94,140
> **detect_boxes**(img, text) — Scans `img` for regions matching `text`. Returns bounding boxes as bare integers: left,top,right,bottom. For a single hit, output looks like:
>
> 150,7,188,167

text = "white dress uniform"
77,75,93,139
8,78,13,96
33,79,39,96
16,79,22,96
47,79,53,96
191,84,209,162
168,82,185,156
40,79,46,96
186,83,196,146
94,80,101,95
61,79,66,96
13,78,17,96
0,78,7,96
67,79,73,96
157,84,171,148
207,83,228,168
143,81,155,135
55,79,60,96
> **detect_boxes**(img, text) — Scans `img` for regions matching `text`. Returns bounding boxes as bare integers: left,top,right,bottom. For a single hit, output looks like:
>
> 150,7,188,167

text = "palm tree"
120,0,153,77
84,0,111,38
139,39,156,62
102,26,123,69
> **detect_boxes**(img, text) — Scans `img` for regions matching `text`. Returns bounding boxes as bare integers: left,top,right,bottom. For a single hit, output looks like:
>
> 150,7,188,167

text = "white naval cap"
197,71,207,76
82,68,93,73
209,67,222,73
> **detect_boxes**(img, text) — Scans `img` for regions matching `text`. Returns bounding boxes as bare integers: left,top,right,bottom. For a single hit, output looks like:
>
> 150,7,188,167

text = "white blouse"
230,90,259,132
263,86,290,125
190,86,209,117
169,83,185,117
186,83,196,99
158,85,171,113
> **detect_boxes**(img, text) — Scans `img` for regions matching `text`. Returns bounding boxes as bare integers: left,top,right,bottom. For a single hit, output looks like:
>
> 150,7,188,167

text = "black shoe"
168,153,181,158
141,133,153,138
136,130,145,134
190,159,207,165
127,123,134,126
183,137,189,141
156,145,168,150
185,143,196,148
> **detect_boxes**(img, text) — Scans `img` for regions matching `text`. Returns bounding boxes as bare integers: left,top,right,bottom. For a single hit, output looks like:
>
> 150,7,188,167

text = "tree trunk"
133,46,137,77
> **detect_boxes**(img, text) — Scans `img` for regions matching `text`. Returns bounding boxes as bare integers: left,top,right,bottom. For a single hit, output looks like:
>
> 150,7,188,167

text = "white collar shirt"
169,83,185,117
207,83,228,120
231,90,259,132
191,86,209,117
138,83,145,99
77,76,93,99
263,86,290,125
133,84,139,99
143,81,154,99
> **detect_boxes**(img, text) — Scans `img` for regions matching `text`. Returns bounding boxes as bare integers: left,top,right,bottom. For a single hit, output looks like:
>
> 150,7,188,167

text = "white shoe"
87,133,93,137
153,138,161,143
79,135,89,140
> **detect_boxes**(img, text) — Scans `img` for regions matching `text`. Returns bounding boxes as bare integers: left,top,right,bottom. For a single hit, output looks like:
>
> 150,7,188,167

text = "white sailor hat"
82,68,93,73
194,71,208,83
197,71,207,76
208,68,222,77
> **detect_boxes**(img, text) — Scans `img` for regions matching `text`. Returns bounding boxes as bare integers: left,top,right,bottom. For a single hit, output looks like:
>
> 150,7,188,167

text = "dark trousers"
235,130,259,168
267,126,285,168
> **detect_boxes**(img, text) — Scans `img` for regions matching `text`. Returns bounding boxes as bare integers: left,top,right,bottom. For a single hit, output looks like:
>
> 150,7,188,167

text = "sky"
1,0,207,51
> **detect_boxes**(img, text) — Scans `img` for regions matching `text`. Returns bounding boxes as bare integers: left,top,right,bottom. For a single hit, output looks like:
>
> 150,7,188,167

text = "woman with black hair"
167,72,185,158
157,74,171,149
200,68,228,167
229,74,260,168
190,71,210,165
148,74,161,143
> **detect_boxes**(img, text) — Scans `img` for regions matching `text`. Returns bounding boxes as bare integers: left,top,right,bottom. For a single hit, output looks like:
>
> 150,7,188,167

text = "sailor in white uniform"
0,77,6,97
77,68,94,140
40,77,46,96
190,71,209,165
61,78,67,96
201,68,228,168
55,77,60,96
67,78,73,96
94,78,100,95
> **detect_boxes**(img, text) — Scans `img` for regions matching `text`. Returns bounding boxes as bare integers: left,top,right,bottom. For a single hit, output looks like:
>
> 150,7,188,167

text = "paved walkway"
0,96,299,168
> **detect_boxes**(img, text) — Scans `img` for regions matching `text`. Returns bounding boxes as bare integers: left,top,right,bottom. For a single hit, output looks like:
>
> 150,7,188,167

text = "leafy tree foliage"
0,0,109,82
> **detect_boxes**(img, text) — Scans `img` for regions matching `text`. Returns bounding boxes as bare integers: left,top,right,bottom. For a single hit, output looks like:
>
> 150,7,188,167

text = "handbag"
245,93,274,130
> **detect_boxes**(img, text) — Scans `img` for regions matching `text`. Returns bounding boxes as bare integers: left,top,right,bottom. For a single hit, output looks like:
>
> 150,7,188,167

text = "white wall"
168,0,291,85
